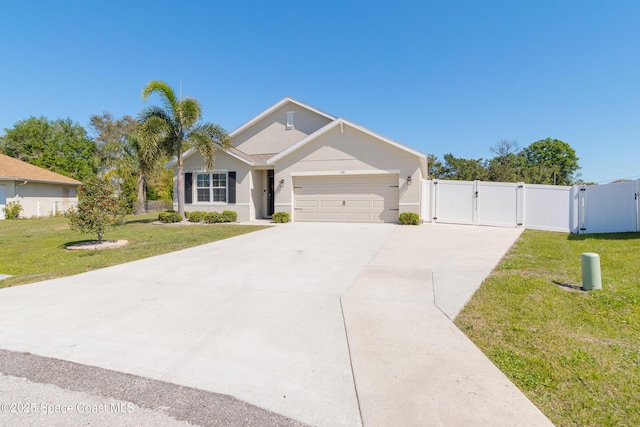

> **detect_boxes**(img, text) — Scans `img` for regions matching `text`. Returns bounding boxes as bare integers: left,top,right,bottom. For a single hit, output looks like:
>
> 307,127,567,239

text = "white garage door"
293,175,399,223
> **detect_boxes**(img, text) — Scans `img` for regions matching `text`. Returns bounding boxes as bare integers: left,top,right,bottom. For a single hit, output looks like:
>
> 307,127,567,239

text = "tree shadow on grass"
62,240,98,249
568,232,640,241
125,218,156,225
553,280,585,292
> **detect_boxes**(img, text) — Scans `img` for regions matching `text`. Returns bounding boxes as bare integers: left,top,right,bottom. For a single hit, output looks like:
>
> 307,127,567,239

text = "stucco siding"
6,181,77,217
178,150,253,222
274,125,423,219
233,103,333,155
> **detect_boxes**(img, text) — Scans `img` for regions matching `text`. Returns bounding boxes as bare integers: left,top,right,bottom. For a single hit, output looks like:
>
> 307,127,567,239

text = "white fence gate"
578,180,638,233
423,179,640,234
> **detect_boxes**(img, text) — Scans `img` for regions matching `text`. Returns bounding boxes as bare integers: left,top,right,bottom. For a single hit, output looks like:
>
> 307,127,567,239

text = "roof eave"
0,177,81,186
165,147,255,169
268,118,428,165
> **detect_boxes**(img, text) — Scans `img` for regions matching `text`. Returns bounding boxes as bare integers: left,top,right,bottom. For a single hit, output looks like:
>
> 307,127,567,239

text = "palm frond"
195,122,231,149
188,122,231,171
178,97,202,129
137,106,174,126
141,80,178,117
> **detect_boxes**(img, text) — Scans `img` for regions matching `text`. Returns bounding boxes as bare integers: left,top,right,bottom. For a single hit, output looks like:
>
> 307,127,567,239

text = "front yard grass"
0,214,268,288
456,230,640,427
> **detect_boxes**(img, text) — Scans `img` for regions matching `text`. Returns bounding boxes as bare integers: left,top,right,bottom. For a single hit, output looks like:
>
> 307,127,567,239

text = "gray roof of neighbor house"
0,153,82,185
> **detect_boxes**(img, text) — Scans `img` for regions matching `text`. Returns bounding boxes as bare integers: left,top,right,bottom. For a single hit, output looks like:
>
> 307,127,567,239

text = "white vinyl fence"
422,179,640,234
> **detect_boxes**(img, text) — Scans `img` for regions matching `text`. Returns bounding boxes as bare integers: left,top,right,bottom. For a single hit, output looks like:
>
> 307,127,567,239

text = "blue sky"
1,0,638,183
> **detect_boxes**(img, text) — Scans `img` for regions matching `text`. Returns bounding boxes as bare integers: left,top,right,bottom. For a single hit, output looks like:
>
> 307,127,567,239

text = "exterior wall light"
407,176,412,185
279,179,285,186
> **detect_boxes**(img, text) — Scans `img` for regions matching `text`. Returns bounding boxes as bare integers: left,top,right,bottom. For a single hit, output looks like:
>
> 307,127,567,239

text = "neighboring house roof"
167,98,427,174
0,153,82,185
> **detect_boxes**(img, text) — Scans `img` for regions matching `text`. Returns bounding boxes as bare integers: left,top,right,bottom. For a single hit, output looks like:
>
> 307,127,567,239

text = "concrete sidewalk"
0,222,553,426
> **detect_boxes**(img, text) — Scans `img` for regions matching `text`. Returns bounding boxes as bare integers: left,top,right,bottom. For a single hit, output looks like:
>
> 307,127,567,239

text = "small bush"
158,211,183,223
221,210,238,223
272,211,290,223
399,212,420,225
204,212,222,223
187,211,207,223
3,201,23,219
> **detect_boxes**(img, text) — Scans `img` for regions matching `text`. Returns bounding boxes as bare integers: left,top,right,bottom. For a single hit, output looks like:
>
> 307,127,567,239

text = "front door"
267,170,275,216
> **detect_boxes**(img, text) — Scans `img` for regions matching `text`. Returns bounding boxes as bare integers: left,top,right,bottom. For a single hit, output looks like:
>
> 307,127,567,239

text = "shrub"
68,177,127,242
399,212,420,225
158,211,183,223
3,201,23,219
204,212,222,223
221,210,238,223
187,211,206,223
272,211,290,223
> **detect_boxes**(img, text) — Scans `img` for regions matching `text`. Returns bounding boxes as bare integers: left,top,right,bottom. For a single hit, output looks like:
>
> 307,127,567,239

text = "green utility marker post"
581,253,602,291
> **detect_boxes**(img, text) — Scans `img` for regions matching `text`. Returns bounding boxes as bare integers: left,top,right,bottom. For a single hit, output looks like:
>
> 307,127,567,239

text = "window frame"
194,171,228,204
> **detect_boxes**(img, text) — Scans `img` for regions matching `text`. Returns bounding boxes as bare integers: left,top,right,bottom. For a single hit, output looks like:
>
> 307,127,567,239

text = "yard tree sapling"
67,177,127,243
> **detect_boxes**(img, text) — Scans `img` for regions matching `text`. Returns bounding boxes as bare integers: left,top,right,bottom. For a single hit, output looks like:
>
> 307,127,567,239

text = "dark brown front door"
267,170,275,216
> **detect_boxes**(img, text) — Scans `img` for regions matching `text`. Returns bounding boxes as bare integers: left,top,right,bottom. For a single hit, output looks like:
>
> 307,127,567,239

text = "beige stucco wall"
5,181,78,218
274,125,424,219
179,150,254,222
233,103,333,155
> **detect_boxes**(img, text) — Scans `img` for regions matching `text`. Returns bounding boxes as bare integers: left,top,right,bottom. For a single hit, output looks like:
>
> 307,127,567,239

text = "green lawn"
0,214,268,288
455,230,640,427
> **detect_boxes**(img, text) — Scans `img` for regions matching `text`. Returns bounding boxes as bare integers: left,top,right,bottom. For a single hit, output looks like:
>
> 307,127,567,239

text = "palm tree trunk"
177,145,185,218
136,173,146,214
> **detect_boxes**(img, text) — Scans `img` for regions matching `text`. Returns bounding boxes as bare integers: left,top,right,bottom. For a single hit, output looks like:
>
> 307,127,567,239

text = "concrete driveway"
0,223,553,426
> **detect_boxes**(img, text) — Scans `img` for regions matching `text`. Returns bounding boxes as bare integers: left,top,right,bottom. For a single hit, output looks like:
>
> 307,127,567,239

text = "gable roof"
229,97,336,138
166,98,427,175
0,153,82,185
168,97,336,167
268,118,427,163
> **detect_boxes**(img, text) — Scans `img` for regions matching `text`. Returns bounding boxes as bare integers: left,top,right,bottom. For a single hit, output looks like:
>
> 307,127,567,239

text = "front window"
196,172,227,202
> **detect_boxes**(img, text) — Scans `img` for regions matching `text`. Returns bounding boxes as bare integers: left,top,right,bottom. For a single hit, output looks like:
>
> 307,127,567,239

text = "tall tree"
1,117,96,181
89,112,165,213
89,112,138,177
487,139,524,182
138,80,231,217
440,153,489,181
427,154,446,179
522,138,579,185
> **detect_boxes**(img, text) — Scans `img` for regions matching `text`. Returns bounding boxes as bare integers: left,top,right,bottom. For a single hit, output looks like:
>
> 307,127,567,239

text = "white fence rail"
422,179,640,234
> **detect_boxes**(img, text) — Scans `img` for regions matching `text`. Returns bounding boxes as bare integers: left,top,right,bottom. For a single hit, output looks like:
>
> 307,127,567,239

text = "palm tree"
138,80,230,217
118,132,164,214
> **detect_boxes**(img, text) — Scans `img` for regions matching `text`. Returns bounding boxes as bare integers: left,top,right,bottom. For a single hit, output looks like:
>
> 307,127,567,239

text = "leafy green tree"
440,153,489,181
90,113,170,214
427,154,446,179
67,177,127,243
522,138,579,185
89,112,138,177
138,80,231,217
486,139,524,182
1,117,97,180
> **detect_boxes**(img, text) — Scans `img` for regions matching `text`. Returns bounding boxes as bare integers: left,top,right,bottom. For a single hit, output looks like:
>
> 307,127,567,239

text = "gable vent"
286,111,295,130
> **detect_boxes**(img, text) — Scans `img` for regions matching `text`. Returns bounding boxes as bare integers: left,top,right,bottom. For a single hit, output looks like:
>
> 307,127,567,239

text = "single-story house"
0,153,81,219
169,97,427,223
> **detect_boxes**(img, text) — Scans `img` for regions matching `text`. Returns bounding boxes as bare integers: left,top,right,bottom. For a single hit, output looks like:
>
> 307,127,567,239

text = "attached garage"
293,174,399,223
